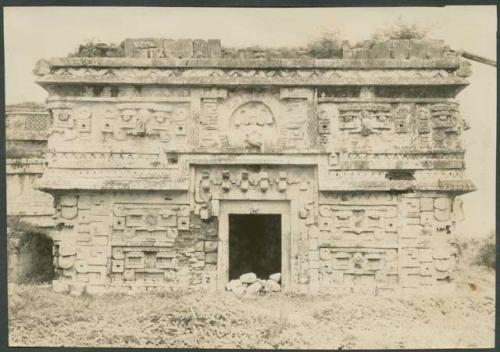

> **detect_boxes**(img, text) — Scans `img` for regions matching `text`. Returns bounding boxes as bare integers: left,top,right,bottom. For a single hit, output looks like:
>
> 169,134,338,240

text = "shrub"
371,18,428,42
68,39,125,58
474,232,496,270
306,31,344,59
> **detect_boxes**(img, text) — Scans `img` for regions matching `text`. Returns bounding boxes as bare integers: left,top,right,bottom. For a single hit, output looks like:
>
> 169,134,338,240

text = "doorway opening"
228,214,281,280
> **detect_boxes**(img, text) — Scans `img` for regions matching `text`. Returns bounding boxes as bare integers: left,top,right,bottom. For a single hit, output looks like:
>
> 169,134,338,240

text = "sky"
4,6,497,236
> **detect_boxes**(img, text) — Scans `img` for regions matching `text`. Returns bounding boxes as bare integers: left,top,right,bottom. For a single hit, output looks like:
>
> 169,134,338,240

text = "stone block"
112,260,124,273
204,240,218,253
61,206,78,220
177,217,190,230
195,241,205,252
88,254,108,266
434,197,451,222
408,39,425,59
319,247,331,260
420,211,434,225
309,260,320,269
331,270,344,283
173,39,194,58
420,198,434,212
205,252,217,264
193,39,208,58
391,40,409,59
124,270,135,281
75,260,88,273
369,41,391,59
426,39,445,58
112,247,124,260
207,39,221,58
194,251,205,260
308,238,318,251
232,284,246,296
240,272,257,284
269,272,281,283
309,250,319,261
225,279,242,291
246,281,263,295
318,232,332,247
75,231,90,242
91,235,108,246
59,255,76,270
76,273,89,282
309,268,319,292
78,195,92,209
192,261,205,268
60,195,78,207
266,280,281,292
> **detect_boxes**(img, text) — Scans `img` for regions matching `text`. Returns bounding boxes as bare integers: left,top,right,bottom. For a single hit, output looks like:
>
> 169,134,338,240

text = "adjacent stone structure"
6,103,55,282
32,38,475,294
6,103,54,225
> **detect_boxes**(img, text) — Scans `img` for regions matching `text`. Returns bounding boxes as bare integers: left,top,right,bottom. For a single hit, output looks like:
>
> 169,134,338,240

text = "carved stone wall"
32,38,475,294
6,105,54,227
50,191,220,294
317,192,461,293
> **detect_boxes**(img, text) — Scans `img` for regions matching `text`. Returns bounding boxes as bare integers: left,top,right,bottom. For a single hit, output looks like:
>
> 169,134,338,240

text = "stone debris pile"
226,272,281,296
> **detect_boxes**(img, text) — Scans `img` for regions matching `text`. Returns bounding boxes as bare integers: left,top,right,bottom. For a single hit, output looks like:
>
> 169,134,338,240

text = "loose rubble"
226,272,281,296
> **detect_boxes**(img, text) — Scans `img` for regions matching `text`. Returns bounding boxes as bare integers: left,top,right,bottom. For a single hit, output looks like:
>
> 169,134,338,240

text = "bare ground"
8,237,495,349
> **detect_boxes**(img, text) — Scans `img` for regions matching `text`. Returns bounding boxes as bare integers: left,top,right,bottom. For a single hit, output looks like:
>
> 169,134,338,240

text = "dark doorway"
229,214,281,280
15,232,54,284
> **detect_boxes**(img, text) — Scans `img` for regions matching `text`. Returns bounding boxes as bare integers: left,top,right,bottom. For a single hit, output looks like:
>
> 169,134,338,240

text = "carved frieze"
338,103,393,135
193,166,315,219
49,103,92,141
41,66,461,86
192,91,313,152
317,101,468,152
318,204,398,247
112,203,189,246
318,248,398,289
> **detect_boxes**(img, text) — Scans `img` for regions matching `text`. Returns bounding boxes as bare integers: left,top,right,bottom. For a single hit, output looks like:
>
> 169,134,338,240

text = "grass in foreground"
8,265,494,350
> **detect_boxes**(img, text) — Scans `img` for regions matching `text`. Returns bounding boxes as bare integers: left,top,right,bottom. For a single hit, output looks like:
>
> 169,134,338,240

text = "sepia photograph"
3,4,497,350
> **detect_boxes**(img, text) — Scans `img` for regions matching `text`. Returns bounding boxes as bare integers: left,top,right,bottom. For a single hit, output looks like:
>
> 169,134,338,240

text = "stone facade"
32,38,475,294
6,104,54,225
6,104,55,282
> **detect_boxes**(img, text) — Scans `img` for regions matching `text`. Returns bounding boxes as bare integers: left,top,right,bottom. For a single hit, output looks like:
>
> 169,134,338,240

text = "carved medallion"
224,101,278,151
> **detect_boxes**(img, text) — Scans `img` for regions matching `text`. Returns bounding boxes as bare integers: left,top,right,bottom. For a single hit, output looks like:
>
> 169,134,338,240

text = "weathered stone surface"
246,281,263,295
205,253,217,264
239,273,257,284
24,36,474,295
269,273,281,283
207,39,222,58
266,280,281,292
225,279,241,291
232,284,246,296
391,40,409,59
